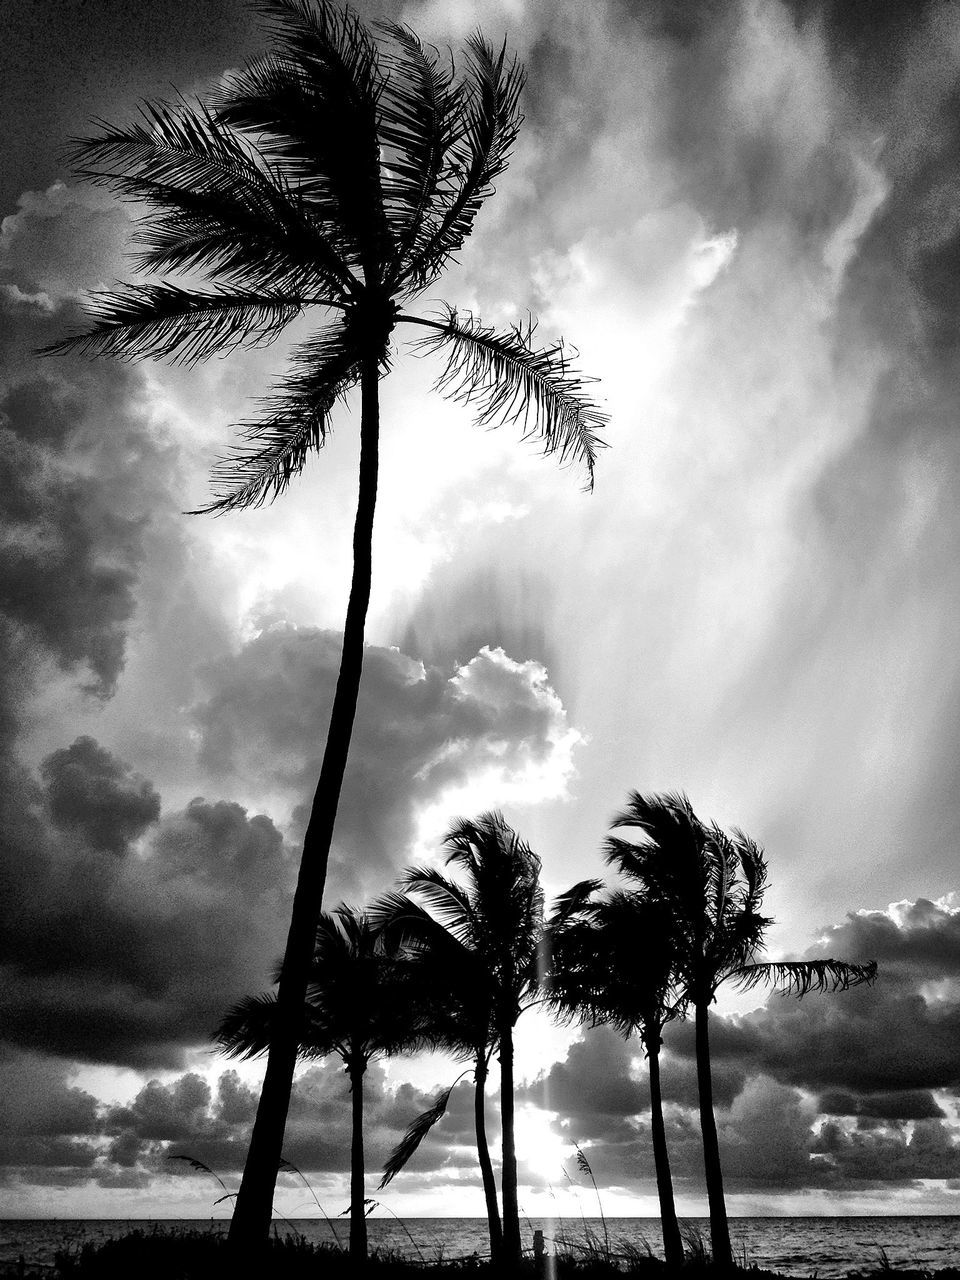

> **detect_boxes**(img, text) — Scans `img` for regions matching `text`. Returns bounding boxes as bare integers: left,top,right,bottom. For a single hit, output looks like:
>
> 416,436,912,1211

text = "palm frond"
375,22,457,276
549,878,604,929
378,1081,459,1188
42,284,303,365
216,1,386,272
733,828,768,910
190,321,361,514
217,992,279,1059
408,306,606,489
404,34,524,287
70,99,355,295
66,97,266,196
399,865,480,948
122,180,350,295
736,958,878,997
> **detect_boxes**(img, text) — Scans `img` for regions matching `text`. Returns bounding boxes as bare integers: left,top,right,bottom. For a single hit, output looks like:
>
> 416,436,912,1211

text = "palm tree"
372,892,504,1261
372,812,596,1266
217,904,424,1261
604,792,877,1267
46,1,607,1243
544,891,686,1267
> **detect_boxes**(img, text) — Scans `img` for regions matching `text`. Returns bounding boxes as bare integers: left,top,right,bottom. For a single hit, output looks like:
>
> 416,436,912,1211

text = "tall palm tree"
217,905,423,1261
545,891,686,1267
604,792,877,1268
373,812,596,1266
46,1,606,1243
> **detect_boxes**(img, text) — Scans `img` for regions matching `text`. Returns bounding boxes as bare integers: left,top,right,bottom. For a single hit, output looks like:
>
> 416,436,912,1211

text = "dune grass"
1,1225,953,1280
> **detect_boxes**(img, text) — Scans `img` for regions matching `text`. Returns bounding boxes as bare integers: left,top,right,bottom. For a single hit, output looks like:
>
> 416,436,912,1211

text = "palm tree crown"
546,890,685,1044
604,791,772,1004
47,0,607,507
217,904,421,1067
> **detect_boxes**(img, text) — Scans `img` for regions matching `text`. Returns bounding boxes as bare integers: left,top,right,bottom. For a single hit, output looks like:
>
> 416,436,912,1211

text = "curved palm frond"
215,0,386,273
378,1078,465,1189
403,34,524,288
121,177,351,296
375,22,457,276
69,99,354,296
736,958,878,998
547,878,605,933
67,97,267,196
217,992,281,1060
406,306,607,490
190,321,362,514
42,284,303,365
398,865,481,949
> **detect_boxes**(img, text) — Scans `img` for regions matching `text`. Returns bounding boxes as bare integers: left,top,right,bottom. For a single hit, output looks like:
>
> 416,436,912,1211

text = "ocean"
1,1216,958,1276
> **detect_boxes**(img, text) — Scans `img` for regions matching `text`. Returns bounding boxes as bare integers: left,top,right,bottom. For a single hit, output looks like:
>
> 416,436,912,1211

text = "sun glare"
513,1105,574,1186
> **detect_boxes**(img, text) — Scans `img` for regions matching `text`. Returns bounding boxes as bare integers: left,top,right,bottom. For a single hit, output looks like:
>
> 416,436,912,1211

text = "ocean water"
1,1216,958,1276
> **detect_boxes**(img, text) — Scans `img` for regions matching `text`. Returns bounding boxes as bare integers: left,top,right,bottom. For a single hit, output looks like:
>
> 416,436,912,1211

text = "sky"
2,0,960,1224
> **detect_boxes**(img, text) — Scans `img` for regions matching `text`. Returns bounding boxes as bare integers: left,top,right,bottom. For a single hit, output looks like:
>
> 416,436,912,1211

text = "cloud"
677,897,960,1103
0,1052,464,1198
0,183,130,302
0,738,294,1068
194,628,582,898
41,735,161,854
0,350,147,705
0,185,222,770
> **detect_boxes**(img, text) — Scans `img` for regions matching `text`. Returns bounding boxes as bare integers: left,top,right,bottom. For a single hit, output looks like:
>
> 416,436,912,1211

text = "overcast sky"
2,0,960,1222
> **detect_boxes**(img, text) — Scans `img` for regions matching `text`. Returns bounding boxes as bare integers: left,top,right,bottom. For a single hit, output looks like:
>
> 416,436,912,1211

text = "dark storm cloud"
0,1055,455,1193
0,737,293,1068
0,343,146,704
812,1116,960,1188
679,899,960,1100
0,1049,101,1139
0,1049,103,1180
522,1027,647,1142
42,736,161,854
0,187,189,741
818,1089,945,1121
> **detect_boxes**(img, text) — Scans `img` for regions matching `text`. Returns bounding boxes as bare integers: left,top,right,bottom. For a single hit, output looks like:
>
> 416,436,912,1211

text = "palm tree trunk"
694,997,732,1266
349,1059,368,1261
474,1051,503,1263
228,353,381,1247
499,1023,522,1265
646,1035,684,1267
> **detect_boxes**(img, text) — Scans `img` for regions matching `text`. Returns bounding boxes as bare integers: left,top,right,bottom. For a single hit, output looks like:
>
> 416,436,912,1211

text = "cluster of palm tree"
218,797,876,1268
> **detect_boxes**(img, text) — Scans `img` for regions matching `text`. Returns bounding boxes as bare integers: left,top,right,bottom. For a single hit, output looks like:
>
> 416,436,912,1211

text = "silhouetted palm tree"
545,891,686,1266
373,812,596,1266
217,905,423,1260
605,792,877,1267
372,892,504,1261
47,0,606,1243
